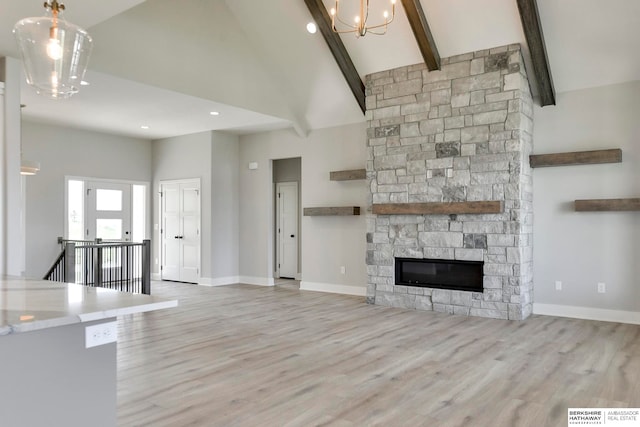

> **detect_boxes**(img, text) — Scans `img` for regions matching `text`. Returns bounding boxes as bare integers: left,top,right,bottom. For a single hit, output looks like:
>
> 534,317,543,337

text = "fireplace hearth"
395,258,483,293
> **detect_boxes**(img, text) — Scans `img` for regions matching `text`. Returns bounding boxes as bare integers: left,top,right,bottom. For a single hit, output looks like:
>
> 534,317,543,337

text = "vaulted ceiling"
1,0,639,139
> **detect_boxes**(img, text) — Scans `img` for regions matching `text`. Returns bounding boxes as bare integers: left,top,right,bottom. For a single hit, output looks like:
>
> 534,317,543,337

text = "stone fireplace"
365,44,534,320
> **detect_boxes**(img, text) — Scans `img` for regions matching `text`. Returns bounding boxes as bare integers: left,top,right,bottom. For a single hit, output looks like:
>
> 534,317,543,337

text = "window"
132,185,146,243
67,179,84,240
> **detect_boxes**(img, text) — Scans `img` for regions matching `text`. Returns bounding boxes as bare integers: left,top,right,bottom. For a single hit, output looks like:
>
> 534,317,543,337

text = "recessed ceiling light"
210,111,220,116
140,125,149,129
306,22,317,34
80,80,90,86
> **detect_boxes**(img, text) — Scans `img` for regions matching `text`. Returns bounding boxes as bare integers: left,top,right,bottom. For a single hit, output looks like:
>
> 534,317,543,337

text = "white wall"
152,130,240,285
0,57,22,277
533,81,640,319
22,121,152,278
239,123,367,293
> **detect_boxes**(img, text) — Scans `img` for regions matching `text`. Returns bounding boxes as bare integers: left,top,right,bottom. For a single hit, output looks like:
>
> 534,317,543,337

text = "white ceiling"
21,71,291,139
0,0,147,57
2,0,640,140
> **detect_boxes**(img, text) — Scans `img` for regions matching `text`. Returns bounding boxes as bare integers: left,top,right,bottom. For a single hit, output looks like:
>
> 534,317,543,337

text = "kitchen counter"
0,278,178,427
0,278,177,335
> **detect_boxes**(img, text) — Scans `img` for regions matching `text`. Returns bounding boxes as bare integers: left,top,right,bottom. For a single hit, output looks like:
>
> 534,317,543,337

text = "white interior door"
179,182,200,283
276,182,298,279
161,183,180,281
161,179,200,283
86,182,131,241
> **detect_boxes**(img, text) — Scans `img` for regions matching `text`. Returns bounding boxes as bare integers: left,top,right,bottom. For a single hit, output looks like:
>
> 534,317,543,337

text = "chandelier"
330,0,396,37
13,1,93,99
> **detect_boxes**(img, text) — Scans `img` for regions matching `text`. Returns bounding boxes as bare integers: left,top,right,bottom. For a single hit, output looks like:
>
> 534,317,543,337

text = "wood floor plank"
117,282,640,426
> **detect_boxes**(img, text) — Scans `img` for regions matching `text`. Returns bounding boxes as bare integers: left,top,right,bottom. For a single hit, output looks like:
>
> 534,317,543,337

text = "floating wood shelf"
304,207,361,216
529,149,622,168
373,201,503,215
329,169,366,181
575,198,640,212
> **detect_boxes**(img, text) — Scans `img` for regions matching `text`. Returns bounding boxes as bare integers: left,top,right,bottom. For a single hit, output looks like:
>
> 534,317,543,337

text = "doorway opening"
273,158,301,284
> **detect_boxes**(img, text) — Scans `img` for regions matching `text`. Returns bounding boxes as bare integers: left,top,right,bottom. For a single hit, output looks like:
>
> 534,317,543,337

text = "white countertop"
0,279,178,335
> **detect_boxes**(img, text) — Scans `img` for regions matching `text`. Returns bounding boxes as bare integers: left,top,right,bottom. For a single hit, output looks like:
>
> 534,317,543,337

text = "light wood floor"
117,282,640,426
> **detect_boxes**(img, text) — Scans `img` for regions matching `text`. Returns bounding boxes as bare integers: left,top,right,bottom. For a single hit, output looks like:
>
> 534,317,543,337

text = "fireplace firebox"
395,258,483,293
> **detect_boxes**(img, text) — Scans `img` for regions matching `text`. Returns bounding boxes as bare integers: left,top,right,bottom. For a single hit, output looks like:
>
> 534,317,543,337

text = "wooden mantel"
372,201,504,215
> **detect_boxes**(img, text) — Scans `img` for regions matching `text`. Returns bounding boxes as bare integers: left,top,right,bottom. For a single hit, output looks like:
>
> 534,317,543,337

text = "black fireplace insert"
395,258,483,292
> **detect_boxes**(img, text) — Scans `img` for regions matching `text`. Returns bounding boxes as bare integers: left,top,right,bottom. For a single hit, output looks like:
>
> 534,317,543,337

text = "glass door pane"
96,189,123,211
96,219,123,240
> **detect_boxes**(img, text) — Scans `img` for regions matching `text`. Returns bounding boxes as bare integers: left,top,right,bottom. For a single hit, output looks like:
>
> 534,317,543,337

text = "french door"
160,179,201,284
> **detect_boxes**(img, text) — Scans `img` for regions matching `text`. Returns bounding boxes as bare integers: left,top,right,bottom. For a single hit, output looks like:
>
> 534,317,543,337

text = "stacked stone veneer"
365,44,534,320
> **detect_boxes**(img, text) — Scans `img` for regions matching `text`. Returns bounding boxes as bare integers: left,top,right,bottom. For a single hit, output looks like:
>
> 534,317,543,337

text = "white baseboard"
152,273,161,281
533,303,640,325
300,281,366,296
198,276,240,287
238,276,275,286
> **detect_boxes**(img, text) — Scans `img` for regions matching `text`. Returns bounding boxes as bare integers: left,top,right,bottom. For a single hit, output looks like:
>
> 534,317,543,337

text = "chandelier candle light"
330,0,396,37
13,0,93,99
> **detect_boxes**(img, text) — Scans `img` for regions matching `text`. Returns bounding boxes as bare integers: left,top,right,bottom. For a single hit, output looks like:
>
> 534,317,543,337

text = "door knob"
290,234,295,238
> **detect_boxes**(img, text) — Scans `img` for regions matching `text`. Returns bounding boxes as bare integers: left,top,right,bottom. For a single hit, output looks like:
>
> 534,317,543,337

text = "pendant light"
13,1,93,99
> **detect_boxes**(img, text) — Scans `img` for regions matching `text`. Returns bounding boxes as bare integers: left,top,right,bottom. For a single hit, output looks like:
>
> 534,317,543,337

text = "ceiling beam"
516,0,556,106
304,0,366,114
400,0,440,71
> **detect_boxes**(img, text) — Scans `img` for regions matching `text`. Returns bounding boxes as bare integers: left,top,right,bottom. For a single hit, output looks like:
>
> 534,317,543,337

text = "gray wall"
22,121,152,278
152,131,212,279
533,81,640,312
239,123,367,289
152,130,240,283
211,131,240,281
273,158,301,183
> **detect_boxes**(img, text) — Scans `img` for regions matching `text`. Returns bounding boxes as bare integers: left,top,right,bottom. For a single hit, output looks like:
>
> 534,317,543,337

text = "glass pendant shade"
13,10,93,99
